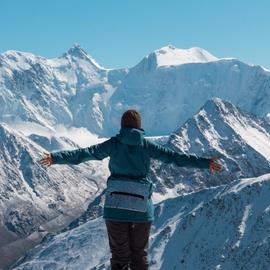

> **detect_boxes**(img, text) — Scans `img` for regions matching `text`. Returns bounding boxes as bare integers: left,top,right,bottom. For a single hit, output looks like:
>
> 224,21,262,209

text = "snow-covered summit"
190,97,270,163
66,43,89,58
154,45,219,67
132,45,219,72
62,43,106,70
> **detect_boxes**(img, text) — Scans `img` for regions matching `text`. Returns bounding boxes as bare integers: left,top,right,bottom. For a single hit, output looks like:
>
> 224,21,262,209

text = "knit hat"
121,110,141,129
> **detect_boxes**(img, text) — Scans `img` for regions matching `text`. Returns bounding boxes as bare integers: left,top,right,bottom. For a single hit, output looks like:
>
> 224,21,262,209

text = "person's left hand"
209,157,222,173
39,152,53,167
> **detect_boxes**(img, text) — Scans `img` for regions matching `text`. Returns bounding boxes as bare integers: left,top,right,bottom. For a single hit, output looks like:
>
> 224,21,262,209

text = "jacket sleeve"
51,138,114,165
145,140,210,169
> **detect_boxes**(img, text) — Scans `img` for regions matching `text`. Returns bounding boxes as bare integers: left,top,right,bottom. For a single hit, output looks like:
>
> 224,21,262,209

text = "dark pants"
105,220,152,270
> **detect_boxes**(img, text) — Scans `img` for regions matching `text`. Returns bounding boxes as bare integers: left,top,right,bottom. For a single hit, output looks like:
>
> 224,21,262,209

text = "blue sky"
0,0,269,69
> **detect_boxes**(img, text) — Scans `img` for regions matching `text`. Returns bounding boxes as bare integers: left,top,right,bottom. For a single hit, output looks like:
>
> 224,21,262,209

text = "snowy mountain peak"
200,97,235,114
66,43,88,58
64,44,105,70
154,45,219,67
194,97,268,136
198,98,260,125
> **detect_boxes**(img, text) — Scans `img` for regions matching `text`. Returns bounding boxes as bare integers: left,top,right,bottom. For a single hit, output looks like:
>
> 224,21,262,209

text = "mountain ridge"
149,97,270,198
1,44,270,136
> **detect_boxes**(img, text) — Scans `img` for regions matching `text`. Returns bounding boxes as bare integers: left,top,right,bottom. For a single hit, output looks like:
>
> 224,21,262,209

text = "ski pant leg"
105,220,131,270
129,222,152,270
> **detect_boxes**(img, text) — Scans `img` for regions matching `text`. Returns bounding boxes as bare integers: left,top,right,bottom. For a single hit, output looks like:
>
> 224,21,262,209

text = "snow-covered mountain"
14,173,270,270
150,98,270,198
108,46,270,135
0,44,127,134
6,97,270,269
2,45,270,269
1,45,270,136
0,123,110,268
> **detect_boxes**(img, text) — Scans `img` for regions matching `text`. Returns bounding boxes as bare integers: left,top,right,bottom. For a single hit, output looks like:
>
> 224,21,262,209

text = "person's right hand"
209,157,222,173
39,152,53,167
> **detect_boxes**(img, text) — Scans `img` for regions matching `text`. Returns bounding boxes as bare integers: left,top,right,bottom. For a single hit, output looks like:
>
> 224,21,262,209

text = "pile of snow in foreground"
15,173,270,270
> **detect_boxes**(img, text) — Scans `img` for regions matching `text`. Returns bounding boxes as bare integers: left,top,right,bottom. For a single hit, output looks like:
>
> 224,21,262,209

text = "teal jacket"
51,128,210,222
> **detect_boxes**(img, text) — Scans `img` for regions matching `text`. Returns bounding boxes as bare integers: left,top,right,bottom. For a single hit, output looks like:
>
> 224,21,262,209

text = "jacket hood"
116,127,145,146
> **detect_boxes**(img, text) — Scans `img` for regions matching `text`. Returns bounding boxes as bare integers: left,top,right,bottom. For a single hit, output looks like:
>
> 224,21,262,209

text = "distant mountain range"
1,45,270,269
1,44,270,136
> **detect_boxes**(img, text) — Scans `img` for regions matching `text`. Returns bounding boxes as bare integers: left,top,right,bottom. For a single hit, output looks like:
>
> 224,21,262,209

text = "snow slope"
14,173,270,270
150,173,270,270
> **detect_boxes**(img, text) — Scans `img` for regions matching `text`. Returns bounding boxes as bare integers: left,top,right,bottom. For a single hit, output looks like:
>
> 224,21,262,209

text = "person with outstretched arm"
40,110,222,270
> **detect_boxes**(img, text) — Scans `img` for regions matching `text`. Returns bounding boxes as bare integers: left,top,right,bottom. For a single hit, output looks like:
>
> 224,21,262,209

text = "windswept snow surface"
15,173,270,270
